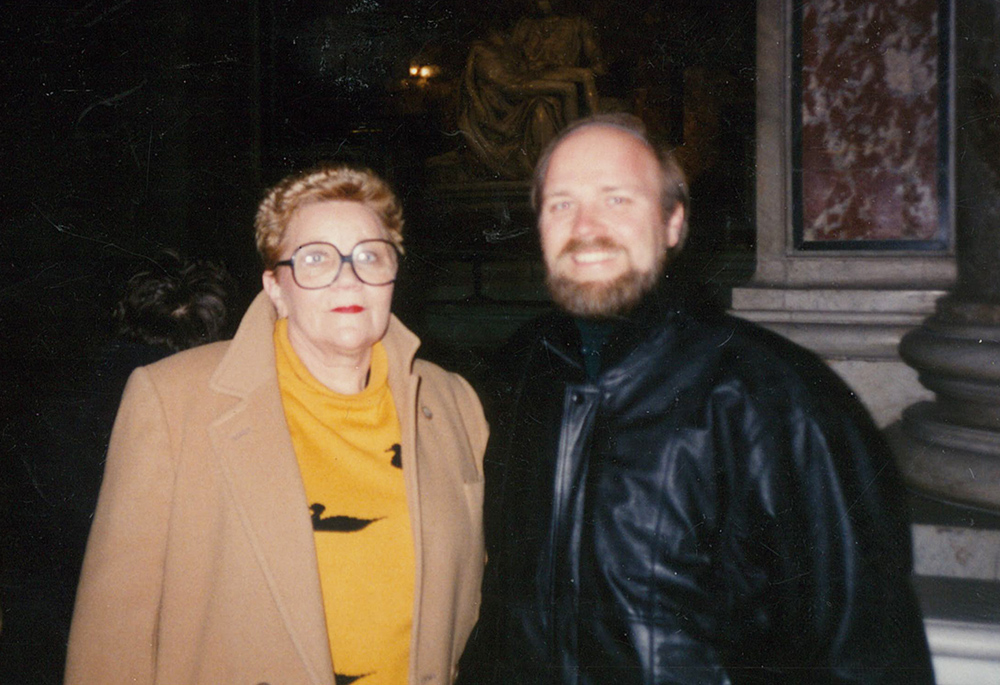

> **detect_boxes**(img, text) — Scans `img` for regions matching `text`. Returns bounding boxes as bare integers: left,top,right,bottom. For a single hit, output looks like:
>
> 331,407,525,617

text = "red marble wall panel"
801,0,940,242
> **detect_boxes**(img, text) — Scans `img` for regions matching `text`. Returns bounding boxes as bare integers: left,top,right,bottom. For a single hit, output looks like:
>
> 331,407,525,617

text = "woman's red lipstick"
333,305,364,313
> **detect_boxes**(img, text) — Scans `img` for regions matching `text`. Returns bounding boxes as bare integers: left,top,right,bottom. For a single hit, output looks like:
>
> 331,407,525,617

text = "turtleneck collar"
567,275,693,379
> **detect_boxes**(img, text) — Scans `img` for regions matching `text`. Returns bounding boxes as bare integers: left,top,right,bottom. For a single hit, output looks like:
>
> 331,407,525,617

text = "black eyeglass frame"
273,239,401,289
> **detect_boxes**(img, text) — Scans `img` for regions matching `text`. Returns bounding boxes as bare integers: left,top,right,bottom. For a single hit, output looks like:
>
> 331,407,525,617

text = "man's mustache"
558,236,624,259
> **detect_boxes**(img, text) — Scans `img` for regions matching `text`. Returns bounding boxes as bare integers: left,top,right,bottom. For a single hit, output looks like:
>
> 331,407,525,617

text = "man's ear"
664,205,685,250
262,270,289,318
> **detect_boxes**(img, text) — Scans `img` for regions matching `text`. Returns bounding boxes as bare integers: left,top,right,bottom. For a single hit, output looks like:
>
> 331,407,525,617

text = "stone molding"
732,287,946,359
924,618,1000,685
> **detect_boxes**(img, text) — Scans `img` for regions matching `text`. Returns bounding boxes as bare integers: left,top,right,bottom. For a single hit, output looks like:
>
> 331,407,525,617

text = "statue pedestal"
403,181,547,360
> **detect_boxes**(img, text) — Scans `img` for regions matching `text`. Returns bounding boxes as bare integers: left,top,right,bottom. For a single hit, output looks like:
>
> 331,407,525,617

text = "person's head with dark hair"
114,250,233,353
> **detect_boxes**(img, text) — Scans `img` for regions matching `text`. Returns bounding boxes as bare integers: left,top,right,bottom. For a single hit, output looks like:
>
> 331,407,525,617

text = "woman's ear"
262,270,289,318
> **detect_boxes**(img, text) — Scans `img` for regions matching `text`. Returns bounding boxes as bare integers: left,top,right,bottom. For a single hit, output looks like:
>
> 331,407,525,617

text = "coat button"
571,392,583,404
422,406,433,419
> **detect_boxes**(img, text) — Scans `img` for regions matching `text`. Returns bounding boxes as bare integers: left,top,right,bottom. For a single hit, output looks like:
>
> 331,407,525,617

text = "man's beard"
545,237,667,319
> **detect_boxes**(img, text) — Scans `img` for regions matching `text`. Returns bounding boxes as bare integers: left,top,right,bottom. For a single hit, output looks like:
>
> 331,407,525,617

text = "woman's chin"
288,314,390,364
318,331,378,359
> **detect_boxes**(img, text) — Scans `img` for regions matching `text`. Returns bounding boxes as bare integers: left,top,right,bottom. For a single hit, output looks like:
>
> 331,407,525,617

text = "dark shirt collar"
574,318,615,380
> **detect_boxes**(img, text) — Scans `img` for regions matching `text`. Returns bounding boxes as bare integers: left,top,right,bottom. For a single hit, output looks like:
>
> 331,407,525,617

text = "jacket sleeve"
64,366,176,685
726,397,934,684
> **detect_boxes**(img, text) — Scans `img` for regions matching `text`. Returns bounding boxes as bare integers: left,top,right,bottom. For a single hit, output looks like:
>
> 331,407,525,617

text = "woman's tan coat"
65,292,488,685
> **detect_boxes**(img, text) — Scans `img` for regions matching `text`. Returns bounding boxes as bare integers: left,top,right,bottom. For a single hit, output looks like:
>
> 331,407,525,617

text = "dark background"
0,1,755,682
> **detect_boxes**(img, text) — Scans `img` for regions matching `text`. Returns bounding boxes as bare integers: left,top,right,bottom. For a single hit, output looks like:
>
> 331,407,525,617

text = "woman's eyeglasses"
274,240,400,288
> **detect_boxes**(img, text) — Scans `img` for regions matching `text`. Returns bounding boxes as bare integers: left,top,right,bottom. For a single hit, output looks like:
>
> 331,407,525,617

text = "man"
461,114,934,684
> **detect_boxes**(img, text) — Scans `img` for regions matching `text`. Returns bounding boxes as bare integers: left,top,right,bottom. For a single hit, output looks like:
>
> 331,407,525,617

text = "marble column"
897,0,1000,509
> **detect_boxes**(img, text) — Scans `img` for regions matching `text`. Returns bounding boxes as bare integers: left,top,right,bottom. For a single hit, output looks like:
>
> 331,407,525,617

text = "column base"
891,410,1000,511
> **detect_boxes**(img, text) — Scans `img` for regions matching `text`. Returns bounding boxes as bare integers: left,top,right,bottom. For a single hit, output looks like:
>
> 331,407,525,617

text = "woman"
65,164,488,685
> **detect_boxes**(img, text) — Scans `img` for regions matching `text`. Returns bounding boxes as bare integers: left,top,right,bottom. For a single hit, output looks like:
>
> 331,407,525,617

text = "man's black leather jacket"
461,291,933,685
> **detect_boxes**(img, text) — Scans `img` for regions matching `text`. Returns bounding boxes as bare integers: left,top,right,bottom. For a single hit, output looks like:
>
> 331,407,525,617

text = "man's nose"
570,202,604,237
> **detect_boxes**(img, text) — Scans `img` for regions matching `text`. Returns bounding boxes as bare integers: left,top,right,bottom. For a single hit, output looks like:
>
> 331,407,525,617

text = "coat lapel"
207,292,334,685
382,318,425,680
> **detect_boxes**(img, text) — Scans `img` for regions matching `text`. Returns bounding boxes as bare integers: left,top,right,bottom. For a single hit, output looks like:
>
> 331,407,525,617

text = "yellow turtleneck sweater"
274,319,414,685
